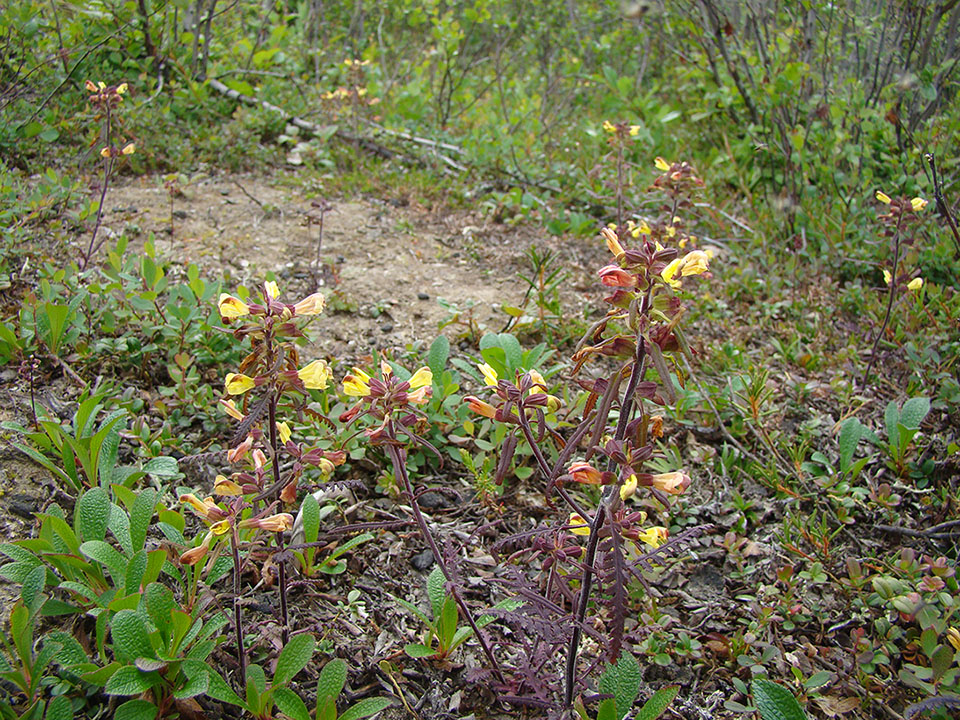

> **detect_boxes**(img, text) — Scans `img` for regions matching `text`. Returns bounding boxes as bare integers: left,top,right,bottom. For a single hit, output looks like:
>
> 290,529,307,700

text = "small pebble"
417,292,430,300
418,491,445,509
411,549,435,571
381,323,393,333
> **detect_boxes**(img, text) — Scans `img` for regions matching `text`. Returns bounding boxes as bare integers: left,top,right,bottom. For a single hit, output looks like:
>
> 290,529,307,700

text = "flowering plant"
176,281,343,678
462,153,713,708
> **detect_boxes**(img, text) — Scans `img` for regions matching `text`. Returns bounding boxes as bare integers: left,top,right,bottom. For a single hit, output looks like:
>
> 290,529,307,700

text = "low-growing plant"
313,658,393,720
395,565,520,660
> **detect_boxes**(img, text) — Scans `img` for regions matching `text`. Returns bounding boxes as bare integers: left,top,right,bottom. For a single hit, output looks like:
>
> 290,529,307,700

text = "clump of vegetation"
1,2,959,719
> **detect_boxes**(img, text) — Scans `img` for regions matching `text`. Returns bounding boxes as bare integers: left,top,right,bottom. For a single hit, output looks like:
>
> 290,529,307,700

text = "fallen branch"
208,78,450,171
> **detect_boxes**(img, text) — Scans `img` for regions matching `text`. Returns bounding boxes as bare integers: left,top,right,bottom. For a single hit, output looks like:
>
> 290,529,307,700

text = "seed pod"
494,434,518,486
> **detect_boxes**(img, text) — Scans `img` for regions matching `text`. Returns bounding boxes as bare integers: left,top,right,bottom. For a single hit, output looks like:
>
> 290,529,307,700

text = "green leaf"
597,699,618,720
751,679,808,720
109,503,133,555
301,492,320,546
75,488,110,542
497,333,522,372
246,664,267,709
427,335,450,382
80,540,127,580
339,697,395,720
273,633,314,686
124,550,147,596
110,610,155,663
205,668,247,709
426,565,446,619
42,302,69,354
599,652,641,720
12,443,75,490
129,489,157,553
142,457,179,478
803,671,832,690
173,660,209,699
143,582,176,634
273,686,311,720
404,643,437,658
20,564,46,617
837,418,866,472
316,658,347,703
44,695,72,720
437,597,459,649
105,665,156,696
884,401,900,449
900,397,930,429
113,699,159,720
636,686,679,720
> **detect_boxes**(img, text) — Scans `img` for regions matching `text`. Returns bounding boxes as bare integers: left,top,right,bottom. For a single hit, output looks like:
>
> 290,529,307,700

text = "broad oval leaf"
110,609,155,663
751,679,809,720
273,633,315,686
316,657,347,703
105,664,156,696
75,488,110,542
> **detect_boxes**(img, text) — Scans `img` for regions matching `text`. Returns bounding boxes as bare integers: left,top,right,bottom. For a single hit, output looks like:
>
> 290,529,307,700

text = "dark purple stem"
384,435,505,683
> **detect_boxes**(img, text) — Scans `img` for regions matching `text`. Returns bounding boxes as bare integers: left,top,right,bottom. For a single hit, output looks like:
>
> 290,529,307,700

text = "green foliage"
751,679,809,720
396,565,521,660
314,659,393,720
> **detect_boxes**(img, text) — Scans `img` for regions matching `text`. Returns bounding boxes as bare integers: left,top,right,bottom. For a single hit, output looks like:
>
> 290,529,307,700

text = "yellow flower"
602,120,616,133
654,157,671,172
661,257,683,289
227,435,253,464
620,474,638,501
210,520,232,536
298,359,332,390
528,370,548,393
680,250,710,276
116,83,128,95
241,513,294,532
629,125,640,136
343,368,372,397
478,363,499,387
100,147,111,158
947,627,960,652
464,396,497,419
318,458,336,475
180,494,220,518
907,277,923,291
600,227,625,259
568,512,591,536
214,475,243,496
121,143,135,155
225,373,256,395
650,470,691,495
218,294,250,319
638,526,668,548
876,191,892,204
569,462,603,484
407,385,432,404
220,399,244,420
85,80,98,92
408,367,433,389
911,197,928,212
883,269,893,286
293,292,325,316
276,421,291,444
180,532,213,566
265,280,280,299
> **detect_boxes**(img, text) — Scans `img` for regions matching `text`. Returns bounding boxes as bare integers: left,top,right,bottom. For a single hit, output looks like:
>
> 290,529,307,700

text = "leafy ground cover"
2,2,960,720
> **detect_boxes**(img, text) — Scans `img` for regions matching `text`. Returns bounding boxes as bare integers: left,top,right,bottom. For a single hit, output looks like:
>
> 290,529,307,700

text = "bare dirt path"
100,172,600,358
